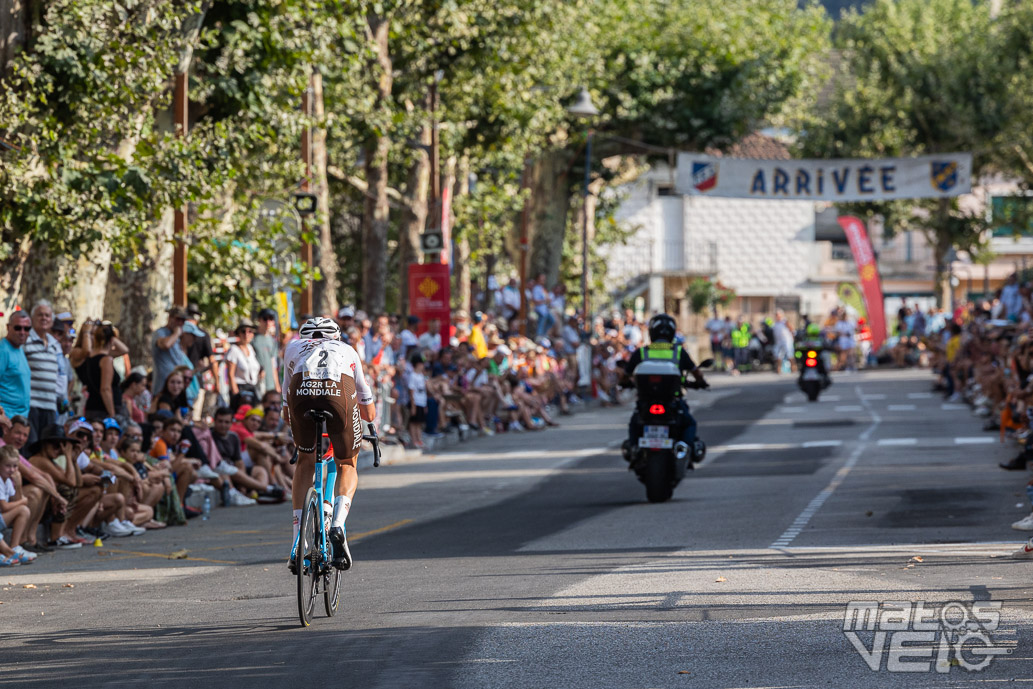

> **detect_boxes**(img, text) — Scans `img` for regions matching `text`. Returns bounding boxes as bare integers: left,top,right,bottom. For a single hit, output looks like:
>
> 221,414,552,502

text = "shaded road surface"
3,369,1033,688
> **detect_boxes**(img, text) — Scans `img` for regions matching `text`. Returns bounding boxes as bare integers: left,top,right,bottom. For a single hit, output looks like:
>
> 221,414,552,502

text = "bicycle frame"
311,439,337,567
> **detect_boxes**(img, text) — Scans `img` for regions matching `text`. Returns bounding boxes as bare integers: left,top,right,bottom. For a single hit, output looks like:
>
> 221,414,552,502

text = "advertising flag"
838,216,886,351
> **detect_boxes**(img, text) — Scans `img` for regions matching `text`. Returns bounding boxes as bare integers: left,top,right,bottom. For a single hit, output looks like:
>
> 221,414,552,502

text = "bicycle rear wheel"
296,487,320,627
324,562,342,616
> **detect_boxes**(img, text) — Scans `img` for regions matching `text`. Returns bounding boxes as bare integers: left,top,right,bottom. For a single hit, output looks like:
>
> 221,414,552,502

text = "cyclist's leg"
285,375,318,548
326,376,361,520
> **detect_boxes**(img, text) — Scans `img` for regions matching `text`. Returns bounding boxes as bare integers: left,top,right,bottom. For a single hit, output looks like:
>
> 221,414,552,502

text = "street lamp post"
567,88,599,332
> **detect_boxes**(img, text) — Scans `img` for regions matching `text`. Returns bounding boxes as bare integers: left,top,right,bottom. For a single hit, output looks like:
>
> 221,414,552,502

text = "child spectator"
408,356,428,449
0,446,36,563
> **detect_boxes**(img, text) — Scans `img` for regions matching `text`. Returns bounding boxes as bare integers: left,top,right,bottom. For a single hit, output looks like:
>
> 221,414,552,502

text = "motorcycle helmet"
299,316,341,340
806,323,821,337
647,313,677,343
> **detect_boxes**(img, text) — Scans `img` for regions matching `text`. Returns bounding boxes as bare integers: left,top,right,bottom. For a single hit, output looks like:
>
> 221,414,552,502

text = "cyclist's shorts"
286,373,363,459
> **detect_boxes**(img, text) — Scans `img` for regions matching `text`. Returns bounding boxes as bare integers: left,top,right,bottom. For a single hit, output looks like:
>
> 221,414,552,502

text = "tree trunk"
399,111,431,316
22,241,112,321
361,13,392,315
455,157,472,314
930,198,953,309
310,70,338,318
0,234,30,316
527,149,572,288
105,209,174,369
0,0,39,75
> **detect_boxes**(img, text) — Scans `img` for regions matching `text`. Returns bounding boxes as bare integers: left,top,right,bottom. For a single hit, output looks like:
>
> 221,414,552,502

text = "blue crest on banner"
930,161,958,192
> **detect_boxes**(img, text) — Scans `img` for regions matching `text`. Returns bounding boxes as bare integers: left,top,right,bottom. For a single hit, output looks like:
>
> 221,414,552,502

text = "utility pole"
172,71,188,308
518,159,531,336
300,70,314,316
427,70,443,263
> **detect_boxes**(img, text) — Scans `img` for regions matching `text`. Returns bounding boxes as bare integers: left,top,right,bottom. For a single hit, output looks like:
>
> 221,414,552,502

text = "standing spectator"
0,311,31,420
772,310,795,374
76,322,123,422
1002,275,1023,321
501,278,521,324
253,309,281,395
834,311,857,371
23,301,62,445
225,319,263,411
532,274,554,338
184,304,219,415
408,357,428,449
418,318,444,354
151,306,190,395
399,315,420,361
50,321,74,426
334,306,355,341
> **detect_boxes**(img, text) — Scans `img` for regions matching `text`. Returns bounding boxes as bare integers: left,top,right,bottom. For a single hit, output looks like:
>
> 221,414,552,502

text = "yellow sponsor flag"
837,282,867,320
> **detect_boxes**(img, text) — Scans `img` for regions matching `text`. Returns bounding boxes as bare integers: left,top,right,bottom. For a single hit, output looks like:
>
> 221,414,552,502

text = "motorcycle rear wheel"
644,453,674,503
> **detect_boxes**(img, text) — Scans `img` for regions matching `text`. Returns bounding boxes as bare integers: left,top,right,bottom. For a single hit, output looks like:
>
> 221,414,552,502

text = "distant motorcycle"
798,347,830,402
625,358,712,502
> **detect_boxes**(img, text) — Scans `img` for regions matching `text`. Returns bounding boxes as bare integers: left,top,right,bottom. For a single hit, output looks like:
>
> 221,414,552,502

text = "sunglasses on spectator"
10,325,30,332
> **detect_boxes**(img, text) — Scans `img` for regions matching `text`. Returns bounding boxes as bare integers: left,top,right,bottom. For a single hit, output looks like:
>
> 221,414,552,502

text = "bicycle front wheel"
297,487,320,627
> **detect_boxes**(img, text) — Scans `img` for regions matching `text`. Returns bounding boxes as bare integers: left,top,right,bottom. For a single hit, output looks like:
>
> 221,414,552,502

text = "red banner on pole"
439,186,452,266
408,263,451,349
838,215,887,351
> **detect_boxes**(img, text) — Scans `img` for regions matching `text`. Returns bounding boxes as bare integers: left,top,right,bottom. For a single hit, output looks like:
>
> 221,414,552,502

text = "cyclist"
282,317,375,571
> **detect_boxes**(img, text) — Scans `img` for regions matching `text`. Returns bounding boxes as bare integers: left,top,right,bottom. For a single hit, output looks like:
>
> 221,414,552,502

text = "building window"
656,185,675,197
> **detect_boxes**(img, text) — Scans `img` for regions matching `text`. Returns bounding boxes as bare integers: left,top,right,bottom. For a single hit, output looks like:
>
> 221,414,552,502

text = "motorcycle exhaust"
674,441,690,460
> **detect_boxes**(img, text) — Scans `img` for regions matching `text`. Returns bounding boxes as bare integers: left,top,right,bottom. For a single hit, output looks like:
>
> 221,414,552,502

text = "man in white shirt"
23,301,62,446
399,315,420,361
417,318,444,354
532,274,554,338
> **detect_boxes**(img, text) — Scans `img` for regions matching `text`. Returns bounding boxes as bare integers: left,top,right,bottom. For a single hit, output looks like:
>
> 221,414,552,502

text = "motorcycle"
797,347,829,402
625,357,712,503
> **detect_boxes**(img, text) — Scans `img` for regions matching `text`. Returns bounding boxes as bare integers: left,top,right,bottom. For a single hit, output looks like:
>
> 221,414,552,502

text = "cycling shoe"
330,526,352,571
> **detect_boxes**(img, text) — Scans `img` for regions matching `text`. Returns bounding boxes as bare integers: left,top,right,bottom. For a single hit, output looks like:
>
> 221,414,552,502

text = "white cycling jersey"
282,338,375,405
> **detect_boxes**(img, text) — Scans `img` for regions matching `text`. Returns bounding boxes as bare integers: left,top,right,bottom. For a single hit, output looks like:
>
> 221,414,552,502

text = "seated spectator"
231,405,290,494
120,371,149,425
149,417,204,510
27,423,97,548
210,407,283,504
117,435,167,529
3,415,64,552
0,446,37,564
149,365,192,423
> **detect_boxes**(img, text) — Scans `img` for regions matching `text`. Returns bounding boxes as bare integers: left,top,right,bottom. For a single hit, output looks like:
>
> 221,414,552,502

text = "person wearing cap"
335,306,355,336
23,300,63,446
49,321,74,425
152,306,190,396
27,424,88,548
399,315,420,361
253,309,281,395
230,405,287,494
184,304,219,414
226,318,264,410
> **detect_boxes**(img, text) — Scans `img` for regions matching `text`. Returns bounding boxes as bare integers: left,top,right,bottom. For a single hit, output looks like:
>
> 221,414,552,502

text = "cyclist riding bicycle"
282,317,376,570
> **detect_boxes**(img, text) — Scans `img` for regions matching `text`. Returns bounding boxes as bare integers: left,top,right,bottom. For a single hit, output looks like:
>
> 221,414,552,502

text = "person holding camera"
74,319,129,423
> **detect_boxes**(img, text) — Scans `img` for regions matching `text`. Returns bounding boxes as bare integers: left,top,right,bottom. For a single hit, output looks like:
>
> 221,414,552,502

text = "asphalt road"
3,369,1033,688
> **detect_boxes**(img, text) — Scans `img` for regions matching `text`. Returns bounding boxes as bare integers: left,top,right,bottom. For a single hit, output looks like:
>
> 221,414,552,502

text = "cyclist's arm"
352,357,377,423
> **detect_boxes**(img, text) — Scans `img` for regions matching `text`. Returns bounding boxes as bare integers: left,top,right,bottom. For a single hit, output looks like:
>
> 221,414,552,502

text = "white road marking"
887,404,916,411
835,405,864,412
771,386,881,548
942,403,968,411
779,406,805,414
802,440,844,448
954,437,995,445
877,438,917,446
908,392,934,399
861,394,887,400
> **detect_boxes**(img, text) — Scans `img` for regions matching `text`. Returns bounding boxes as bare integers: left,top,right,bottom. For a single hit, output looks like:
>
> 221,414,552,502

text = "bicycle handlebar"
362,422,382,467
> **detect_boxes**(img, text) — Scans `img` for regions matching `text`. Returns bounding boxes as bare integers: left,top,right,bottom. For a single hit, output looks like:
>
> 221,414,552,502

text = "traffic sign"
421,231,443,253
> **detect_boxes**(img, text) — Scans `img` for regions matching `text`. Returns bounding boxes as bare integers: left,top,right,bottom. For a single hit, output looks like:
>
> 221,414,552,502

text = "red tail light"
648,376,662,383
805,358,817,368
649,404,666,415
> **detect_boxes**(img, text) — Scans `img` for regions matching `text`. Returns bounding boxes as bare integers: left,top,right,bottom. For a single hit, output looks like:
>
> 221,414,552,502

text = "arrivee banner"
839,216,886,351
408,263,451,349
675,153,972,201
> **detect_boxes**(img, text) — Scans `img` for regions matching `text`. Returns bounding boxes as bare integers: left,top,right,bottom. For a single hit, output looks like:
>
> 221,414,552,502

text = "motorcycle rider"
797,322,831,387
621,314,708,461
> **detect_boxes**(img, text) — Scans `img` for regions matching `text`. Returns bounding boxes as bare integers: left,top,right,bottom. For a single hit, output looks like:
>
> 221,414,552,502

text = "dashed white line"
802,440,844,448
954,437,995,445
780,406,805,414
942,403,968,411
862,394,887,400
835,405,864,412
887,404,916,411
771,386,881,549
908,392,934,400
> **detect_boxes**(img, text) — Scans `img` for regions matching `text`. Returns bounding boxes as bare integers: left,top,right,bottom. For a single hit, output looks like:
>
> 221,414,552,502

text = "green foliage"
798,0,1033,262
685,277,735,315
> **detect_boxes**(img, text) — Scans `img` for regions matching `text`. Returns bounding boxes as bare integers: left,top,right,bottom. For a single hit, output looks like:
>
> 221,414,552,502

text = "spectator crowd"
0,275,656,566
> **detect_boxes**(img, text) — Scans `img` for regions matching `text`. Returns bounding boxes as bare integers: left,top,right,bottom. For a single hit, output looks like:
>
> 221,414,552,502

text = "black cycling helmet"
647,313,677,343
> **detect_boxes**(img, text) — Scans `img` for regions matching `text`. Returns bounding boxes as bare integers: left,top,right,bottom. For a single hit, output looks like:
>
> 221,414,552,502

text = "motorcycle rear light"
807,350,817,358
649,404,666,415
648,376,662,383
805,358,817,368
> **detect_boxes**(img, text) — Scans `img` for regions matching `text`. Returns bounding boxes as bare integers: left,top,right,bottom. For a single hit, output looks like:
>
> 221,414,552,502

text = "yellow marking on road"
99,547,238,565
350,519,413,542
194,519,414,554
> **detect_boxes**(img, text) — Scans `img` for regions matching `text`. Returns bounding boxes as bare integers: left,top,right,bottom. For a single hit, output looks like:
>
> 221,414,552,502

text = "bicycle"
290,409,382,627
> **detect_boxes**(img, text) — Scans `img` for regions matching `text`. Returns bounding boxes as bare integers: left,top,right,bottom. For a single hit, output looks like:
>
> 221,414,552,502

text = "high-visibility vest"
641,343,680,361
731,326,750,348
